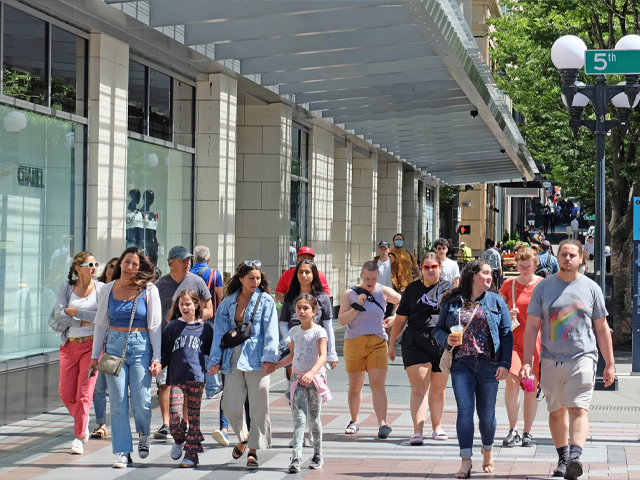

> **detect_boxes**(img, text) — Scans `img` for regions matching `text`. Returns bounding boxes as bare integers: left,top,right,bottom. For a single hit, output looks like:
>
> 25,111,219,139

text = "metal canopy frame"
95,0,537,185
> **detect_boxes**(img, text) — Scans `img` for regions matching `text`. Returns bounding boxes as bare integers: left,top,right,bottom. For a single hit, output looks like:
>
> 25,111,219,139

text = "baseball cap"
460,241,466,246
297,246,315,257
378,240,391,248
168,245,193,260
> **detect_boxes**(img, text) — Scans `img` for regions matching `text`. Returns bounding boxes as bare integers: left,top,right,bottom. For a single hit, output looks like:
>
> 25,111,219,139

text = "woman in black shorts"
388,252,453,445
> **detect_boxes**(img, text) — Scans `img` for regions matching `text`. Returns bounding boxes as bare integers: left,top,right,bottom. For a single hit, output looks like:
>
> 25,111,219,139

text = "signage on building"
17,165,44,188
585,50,640,75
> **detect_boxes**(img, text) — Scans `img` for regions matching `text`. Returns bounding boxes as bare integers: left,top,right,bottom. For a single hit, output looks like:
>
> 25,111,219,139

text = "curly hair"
441,259,491,309
515,246,539,265
167,288,203,323
67,251,94,285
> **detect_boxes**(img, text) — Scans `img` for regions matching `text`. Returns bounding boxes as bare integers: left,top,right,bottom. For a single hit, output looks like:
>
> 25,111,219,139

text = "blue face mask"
394,240,403,248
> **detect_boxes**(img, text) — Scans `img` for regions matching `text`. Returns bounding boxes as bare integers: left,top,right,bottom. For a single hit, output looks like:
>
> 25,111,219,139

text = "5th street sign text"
585,50,640,74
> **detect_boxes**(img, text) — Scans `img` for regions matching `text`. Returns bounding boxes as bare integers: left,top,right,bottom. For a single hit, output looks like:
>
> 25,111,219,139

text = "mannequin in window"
142,190,159,265
126,189,144,248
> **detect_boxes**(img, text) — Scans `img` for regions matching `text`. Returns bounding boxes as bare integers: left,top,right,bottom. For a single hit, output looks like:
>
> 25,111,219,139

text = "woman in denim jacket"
208,261,279,469
434,259,512,478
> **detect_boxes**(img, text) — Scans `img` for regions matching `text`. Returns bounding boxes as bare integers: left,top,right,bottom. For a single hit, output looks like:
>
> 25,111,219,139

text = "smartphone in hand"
88,368,96,379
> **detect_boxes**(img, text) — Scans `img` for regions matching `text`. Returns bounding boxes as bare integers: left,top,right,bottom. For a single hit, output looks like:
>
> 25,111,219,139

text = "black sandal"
232,435,249,459
247,452,258,469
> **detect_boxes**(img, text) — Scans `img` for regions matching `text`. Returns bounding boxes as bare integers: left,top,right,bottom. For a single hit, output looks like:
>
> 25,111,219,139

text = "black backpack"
535,254,550,278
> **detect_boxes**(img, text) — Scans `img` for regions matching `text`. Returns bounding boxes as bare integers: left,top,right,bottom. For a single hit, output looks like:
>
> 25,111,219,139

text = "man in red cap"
275,247,330,301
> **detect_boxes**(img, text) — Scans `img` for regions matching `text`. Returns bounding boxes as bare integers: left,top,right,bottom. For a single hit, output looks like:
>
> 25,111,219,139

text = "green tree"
489,0,640,344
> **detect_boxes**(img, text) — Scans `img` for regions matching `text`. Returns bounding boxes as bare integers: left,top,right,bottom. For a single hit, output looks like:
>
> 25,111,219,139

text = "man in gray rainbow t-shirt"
520,239,614,480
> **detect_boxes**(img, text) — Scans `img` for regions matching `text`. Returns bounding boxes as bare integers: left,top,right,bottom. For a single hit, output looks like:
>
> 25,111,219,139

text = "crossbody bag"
221,292,263,349
439,304,481,375
96,288,142,376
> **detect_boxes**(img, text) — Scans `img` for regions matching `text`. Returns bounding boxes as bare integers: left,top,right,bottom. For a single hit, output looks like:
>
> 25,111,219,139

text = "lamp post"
552,34,640,293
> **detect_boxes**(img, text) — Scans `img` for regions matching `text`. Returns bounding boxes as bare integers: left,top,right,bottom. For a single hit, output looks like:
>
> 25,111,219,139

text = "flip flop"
232,435,249,459
409,433,423,445
432,429,448,441
344,421,359,434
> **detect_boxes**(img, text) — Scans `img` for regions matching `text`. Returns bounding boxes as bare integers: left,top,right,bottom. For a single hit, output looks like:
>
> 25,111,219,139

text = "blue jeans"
204,354,220,396
93,371,108,425
104,331,152,454
451,355,499,458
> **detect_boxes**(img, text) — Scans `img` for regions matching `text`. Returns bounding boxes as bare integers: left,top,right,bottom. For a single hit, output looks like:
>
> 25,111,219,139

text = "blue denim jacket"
208,289,280,374
434,292,513,370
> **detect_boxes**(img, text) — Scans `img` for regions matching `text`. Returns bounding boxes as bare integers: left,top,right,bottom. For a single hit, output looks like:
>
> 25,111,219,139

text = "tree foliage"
489,0,640,343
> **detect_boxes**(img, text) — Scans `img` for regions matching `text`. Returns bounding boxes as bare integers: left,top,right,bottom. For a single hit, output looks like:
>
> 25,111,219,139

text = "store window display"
126,139,192,267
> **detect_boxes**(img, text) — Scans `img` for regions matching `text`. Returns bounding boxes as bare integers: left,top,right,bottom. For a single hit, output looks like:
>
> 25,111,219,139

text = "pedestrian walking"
154,246,213,440
527,209,536,227
91,256,119,439
435,238,461,287
537,241,560,276
391,233,420,284
161,289,213,468
276,293,331,472
571,217,580,240
337,262,402,438
481,239,502,291
208,260,280,469
275,247,330,301
434,260,513,478
520,239,614,480
388,252,454,445
498,246,543,448
89,247,163,468
190,245,224,400
48,252,104,455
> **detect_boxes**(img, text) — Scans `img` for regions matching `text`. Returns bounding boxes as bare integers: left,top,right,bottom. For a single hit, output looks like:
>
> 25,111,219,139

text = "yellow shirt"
458,246,472,262
391,247,417,285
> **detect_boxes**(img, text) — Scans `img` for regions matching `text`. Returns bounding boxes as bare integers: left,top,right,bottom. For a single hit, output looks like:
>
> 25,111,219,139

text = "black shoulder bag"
221,292,264,349
351,286,385,313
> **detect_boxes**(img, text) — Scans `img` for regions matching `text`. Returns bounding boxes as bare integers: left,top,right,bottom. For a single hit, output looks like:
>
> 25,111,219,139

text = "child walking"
275,293,331,473
161,289,213,467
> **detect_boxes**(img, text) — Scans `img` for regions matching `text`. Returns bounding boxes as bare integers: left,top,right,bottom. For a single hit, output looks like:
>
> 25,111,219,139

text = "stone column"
433,182,441,240
402,170,419,256
377,161,403,246
308,123,336,295
332,140,354,293
235,93,292,283
194,73,238,279
86,33,129,259
351,150,378,265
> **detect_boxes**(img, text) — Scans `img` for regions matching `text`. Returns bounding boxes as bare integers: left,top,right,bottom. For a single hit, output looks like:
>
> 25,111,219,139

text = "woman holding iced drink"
498,246,543,448
435,259,512,478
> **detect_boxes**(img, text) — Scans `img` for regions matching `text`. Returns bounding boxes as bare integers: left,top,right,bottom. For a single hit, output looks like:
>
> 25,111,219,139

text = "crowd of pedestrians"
47,233,614,480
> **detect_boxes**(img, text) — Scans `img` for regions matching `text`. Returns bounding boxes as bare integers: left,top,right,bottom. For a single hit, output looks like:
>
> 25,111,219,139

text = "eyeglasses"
244,260,262,268
107,263,116,270
422,264,439,271
79,262,100,268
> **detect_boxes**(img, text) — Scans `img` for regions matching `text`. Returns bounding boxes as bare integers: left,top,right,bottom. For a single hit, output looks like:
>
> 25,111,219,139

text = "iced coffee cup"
450,325,464,344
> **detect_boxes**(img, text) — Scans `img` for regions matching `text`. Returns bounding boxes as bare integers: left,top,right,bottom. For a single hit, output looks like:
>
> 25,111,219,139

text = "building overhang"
43,0,536,185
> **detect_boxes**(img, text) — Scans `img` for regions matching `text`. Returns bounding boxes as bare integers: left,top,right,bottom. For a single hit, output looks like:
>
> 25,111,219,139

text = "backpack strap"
351,286,385,313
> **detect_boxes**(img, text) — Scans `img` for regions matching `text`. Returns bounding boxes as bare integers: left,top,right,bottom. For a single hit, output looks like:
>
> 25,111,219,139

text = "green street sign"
585,49,640,74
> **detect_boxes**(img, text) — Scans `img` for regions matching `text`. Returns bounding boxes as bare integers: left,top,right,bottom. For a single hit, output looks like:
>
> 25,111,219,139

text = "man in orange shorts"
337,262,401,439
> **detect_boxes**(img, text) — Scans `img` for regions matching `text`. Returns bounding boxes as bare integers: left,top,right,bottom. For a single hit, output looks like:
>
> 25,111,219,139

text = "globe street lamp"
552,34,640,293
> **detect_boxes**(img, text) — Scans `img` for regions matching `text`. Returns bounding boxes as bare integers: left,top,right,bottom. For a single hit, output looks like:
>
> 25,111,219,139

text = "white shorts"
540,356,596,412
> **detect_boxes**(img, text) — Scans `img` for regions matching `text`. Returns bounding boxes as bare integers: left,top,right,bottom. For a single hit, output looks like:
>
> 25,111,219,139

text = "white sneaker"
83,426,90,444
70,438,83,454
113,452,132,468
171,442,183,460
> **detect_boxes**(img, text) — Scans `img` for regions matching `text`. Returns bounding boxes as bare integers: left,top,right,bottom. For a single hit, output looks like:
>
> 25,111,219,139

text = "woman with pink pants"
49,251,104,455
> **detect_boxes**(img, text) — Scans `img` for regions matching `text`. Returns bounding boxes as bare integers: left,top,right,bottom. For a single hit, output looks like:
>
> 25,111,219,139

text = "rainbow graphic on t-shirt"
548,300,586,341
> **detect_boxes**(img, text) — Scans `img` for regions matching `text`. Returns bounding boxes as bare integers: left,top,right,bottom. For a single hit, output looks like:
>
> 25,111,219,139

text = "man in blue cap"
153,246,213,439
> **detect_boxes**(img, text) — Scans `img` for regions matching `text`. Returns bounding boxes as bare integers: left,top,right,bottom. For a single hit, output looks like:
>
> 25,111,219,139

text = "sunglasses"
436,246,447,250
244,260,262,268
107,263,116,270
80,262,99,268
422,264,439,271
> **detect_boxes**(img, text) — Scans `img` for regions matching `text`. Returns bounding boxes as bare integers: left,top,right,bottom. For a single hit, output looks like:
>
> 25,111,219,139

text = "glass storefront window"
126,138,192,269
149,69,172,141
0,104,85,361
2,5,47,105
290,127,308,264
128,60,146,134
51,26,87,115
